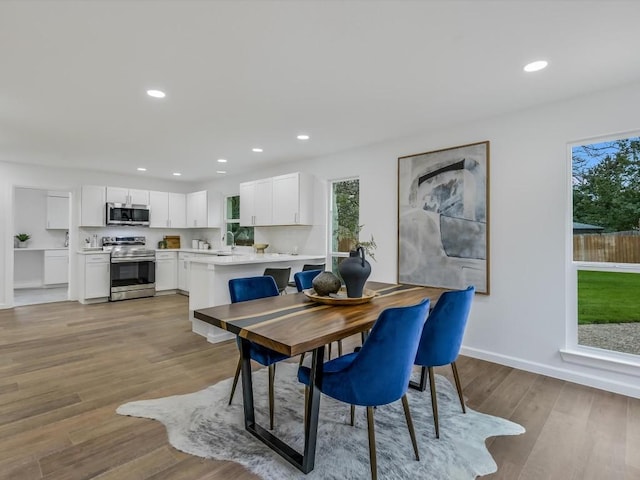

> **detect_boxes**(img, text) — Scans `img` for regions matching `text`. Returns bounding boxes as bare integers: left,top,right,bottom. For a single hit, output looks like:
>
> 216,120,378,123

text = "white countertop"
15,247,69,251
76,248,109,255
189,253,325,266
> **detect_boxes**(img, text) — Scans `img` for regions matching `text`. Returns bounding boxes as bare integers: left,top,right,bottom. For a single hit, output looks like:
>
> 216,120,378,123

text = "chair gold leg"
338,339,343,357
350,404,355,426
268,364,276,430
228,357,242,405
299,352,305,366
451,361,466,414
428,366,439,439
366,406,377,480
401,394,420,461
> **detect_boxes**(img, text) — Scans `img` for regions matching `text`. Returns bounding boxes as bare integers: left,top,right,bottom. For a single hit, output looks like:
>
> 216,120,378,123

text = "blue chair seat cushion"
236,337,289,366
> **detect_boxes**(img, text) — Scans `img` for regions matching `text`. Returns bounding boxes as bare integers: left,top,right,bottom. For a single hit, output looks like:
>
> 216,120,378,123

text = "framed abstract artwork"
397,141,490,294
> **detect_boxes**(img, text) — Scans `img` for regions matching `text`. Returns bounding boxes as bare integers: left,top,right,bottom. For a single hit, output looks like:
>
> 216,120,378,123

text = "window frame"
564,132,640,373
328,176,360,274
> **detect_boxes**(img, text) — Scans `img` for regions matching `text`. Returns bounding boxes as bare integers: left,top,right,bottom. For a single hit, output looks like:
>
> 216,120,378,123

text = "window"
225,195,254,247
571,135,640,357
329,178,359,275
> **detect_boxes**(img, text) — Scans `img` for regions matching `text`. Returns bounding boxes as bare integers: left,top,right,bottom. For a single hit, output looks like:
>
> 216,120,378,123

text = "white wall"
197,80,640,398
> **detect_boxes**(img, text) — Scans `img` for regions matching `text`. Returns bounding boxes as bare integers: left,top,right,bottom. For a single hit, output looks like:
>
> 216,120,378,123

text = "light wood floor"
0,295,638,480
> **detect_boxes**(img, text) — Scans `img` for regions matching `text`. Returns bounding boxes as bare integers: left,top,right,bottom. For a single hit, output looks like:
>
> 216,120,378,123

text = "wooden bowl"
303,287,377,305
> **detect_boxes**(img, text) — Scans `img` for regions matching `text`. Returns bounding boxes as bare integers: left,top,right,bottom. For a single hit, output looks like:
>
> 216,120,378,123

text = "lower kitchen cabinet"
44,250,69,285
155,251,178,291
78,253,110,303
178,252,193,293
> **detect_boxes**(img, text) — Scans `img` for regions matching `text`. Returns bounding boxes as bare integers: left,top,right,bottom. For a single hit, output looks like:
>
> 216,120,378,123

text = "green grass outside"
577,270,640,324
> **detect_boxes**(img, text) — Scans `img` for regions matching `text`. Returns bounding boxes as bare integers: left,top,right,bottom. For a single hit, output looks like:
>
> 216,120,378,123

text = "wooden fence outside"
573,233,640,263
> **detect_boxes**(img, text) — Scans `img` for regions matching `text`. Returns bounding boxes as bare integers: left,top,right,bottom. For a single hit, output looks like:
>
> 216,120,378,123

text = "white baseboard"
460,346,640,399
14,281,42,289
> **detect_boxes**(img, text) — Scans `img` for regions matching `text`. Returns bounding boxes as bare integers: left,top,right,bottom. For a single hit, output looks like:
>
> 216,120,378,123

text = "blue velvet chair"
413,285,475,439
293,269,322,292
287,263,326,288
294,268,344,361
228,276,288,430
298,298,430,480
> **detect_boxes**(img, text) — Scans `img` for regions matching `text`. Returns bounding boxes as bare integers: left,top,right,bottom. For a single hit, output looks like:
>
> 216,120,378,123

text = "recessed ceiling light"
137,167,147,171
172,172,181,176
217,158,227,163
216,170,227,174
146,89,166,98
523,60,548,73
297,134,310,140
252,147,263,153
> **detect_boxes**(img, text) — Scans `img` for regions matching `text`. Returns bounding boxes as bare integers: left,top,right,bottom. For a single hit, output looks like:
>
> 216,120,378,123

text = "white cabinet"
178,252,194,292
78,253,110,302
155,251,178,291
149,191,186,228
46,193,70,229
272,172,314,225
240,173,314,226
80,185,106,227
106,187,149,205
187,191,207,228
239,178,273,226
186,190,222,228
44,250,69,285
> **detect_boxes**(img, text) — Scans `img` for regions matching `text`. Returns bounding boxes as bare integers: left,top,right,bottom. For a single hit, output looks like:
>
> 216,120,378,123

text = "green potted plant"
15,233,31,248
337,224,377,260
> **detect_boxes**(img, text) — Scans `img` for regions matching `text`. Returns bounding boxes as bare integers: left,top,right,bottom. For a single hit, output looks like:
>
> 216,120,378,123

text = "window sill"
560,347,640,377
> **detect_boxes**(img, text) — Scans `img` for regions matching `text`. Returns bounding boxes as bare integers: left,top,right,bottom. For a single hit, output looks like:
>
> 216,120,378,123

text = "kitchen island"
188,253,325,343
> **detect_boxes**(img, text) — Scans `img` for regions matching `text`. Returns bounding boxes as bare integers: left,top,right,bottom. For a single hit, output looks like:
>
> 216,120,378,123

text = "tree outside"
572,137,640,232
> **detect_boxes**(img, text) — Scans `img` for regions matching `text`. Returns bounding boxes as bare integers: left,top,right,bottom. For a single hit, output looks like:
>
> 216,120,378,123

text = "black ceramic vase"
338,246,371,298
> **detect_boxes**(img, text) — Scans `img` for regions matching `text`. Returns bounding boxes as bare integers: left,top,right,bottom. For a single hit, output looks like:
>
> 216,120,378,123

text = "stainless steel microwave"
106,203,150,226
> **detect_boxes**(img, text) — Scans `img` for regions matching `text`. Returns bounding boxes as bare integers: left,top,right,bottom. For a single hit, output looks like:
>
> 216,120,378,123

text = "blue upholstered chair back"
414,286,475,367
329,298,430,406
229,276,280,303
294,269,322,292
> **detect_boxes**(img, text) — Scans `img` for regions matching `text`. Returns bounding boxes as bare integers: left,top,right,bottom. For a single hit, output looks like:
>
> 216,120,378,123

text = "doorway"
13,187,71,306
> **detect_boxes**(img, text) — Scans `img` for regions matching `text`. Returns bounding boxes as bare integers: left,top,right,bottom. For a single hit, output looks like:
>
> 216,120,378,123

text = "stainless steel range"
102,236,156,301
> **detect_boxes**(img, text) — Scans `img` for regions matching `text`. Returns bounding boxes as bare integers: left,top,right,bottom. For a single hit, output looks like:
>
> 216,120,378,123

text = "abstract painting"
398,141,490,294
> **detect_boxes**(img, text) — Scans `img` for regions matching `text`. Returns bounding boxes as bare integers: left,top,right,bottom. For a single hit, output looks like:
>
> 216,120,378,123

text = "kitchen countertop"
189,253,324,266
15,247,69,251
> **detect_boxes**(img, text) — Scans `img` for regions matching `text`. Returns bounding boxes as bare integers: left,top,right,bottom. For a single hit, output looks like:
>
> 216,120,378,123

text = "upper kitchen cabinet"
186,190,222,228
149,191,186,228
46,192,70,229
239,178,273,226
272,172,314,225
80,185,106,227
106,187,149,205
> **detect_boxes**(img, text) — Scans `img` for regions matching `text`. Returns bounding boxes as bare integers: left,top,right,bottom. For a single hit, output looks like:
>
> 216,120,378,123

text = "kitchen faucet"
226,231,236,250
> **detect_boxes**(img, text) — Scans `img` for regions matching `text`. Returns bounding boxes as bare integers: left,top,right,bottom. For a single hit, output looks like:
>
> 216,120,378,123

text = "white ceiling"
2,1,640,182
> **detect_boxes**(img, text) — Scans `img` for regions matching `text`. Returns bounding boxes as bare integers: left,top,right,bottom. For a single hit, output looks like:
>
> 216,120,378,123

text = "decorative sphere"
312,271,341,296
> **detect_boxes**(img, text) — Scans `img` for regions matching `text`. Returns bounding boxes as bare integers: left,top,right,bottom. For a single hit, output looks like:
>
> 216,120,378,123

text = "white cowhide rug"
117,362,524,479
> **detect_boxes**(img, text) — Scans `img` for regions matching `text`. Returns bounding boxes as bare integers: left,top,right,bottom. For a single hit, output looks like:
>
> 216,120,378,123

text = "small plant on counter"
15,233,31,242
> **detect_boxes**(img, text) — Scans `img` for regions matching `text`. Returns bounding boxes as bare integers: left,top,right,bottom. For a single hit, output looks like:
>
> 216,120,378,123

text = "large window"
571,135,640,357
225,195,254,247
329,178,360,274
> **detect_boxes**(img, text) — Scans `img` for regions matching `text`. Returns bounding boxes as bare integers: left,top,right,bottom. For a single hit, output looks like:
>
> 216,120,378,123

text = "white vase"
17,241,28,248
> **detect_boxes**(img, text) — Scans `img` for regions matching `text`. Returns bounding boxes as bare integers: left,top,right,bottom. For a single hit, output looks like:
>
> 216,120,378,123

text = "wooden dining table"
194,281,445,474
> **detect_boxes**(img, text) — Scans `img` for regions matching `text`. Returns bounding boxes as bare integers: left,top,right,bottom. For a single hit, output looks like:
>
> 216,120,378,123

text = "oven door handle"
110,257,156,263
